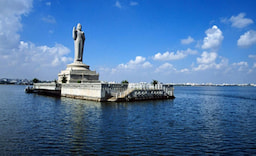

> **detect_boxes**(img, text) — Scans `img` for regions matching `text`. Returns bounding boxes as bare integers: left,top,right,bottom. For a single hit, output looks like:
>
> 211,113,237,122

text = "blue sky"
0,0,256,83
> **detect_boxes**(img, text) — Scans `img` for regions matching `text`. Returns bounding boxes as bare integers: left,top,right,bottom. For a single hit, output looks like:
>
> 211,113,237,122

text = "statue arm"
72,27,77,40
82,32,85,41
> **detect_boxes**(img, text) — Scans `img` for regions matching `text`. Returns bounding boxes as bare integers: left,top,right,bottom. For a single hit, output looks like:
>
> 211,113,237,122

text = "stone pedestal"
58,61,99,83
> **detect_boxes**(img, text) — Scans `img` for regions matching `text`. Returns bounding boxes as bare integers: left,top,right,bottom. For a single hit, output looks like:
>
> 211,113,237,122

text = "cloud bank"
153,48,197,61
0,0,72,79
237,30,256,47
229,13,254,28
181,36,195,45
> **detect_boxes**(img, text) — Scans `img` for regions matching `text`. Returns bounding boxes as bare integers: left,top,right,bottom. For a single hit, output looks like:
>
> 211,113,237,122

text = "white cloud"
0,0,32,53
0,0,32,16
215,57,229,70
249,54,256,59
0,41,72,79
142,61,152,68
185,48,198,55
0,0,72,79
186,48,197,55
232,61,248,66
181,36,195,45
229,13,253,28
99,55,153,81
237,30,256,47
21,41,72,67
153,48,197,61
193,64,213,71
201,25,224,50
116,56,152,70
42,15,56,24
115,1,122,8
154,51,185,61
129,56,145,64
197,52,217,64
180,68,189,73
155,63,176,73
193,52,228,71
194,51,217,71
232,61,249,71
130,1,138,6
253,63,256,68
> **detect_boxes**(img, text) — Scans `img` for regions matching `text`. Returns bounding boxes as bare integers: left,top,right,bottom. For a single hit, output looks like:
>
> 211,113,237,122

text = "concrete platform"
30,83,175,102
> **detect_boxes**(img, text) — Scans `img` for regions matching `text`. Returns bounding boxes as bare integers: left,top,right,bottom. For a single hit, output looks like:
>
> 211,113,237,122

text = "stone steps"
107,97,118,102
106,89,135,102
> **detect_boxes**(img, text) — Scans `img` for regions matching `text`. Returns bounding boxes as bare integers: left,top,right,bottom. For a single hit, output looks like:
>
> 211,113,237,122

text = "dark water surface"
0,85,256,155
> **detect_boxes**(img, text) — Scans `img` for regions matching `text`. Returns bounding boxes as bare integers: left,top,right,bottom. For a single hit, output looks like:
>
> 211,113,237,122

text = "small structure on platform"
30,23,175,102
58,62,99,83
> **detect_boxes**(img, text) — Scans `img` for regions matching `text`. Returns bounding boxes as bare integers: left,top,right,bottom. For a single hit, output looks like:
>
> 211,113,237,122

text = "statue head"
77,23,82,31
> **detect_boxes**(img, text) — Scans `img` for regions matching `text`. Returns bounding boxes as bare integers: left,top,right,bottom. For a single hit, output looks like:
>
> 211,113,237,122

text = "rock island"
29,23,175,102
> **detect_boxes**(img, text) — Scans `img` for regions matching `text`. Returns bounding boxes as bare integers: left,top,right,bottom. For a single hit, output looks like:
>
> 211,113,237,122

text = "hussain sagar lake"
1,85,256,155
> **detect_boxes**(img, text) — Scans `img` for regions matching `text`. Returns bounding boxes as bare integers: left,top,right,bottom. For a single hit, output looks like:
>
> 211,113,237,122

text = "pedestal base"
58,62,99,83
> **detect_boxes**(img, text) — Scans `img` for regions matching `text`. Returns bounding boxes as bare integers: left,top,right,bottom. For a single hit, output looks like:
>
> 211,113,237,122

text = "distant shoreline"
1,83,255,87
1,77,255,87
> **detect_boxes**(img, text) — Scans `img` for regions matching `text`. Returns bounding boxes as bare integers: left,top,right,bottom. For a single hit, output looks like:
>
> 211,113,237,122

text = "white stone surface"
57,63,99,83
34,83,59,90
61,83,103,101
73,23,85,63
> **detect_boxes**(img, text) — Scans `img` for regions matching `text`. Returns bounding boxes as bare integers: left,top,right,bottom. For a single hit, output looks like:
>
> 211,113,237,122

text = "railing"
113,86,174,99
103,82,174,100
128,83,163,90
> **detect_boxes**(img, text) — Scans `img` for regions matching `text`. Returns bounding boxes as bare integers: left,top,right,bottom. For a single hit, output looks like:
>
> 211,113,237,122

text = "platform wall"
34,83,60,90
33,83,174,102
61,83,103,101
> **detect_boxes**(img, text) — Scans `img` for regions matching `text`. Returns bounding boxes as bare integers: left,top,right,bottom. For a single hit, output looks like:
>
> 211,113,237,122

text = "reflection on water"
0,85,256,155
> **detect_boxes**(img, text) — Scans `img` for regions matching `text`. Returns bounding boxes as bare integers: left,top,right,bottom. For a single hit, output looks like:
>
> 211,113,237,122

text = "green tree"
121,80,129,84
151,80,158,89
33,78,39,83
62,75,67,83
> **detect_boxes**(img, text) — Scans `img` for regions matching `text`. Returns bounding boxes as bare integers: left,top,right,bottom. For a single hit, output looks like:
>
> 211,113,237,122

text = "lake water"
0,85,256,155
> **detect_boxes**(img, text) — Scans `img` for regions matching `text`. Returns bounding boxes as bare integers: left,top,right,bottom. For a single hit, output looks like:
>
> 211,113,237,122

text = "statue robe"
73,29,85,62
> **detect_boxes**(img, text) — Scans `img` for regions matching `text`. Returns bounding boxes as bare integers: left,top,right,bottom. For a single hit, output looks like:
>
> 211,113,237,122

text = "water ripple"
0,85,256,155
